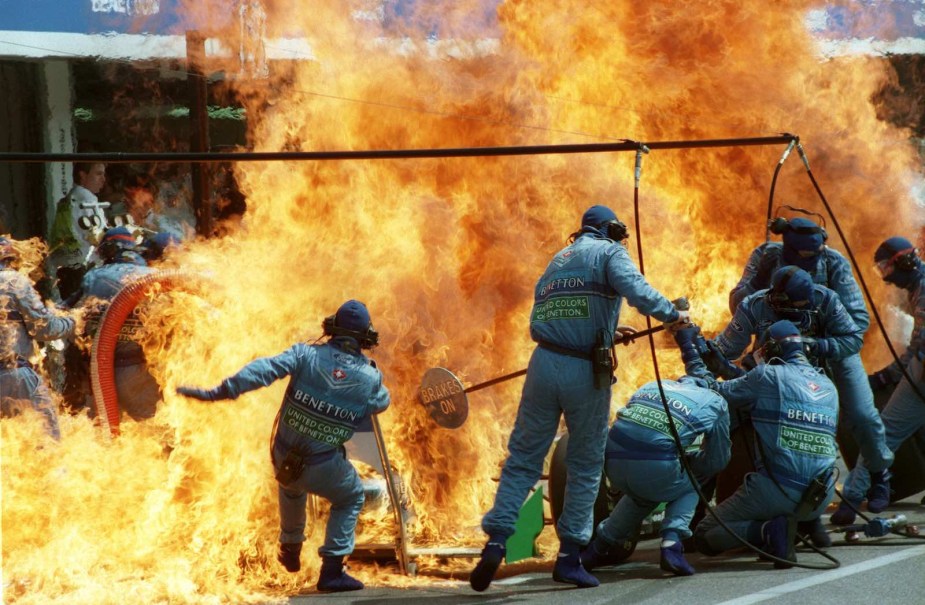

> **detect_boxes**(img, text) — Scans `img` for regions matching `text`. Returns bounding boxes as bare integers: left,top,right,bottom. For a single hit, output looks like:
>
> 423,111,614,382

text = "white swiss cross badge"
332,368,347,380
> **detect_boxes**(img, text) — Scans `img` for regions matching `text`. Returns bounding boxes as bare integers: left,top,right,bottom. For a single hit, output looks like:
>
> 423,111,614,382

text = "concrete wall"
41,60,76,237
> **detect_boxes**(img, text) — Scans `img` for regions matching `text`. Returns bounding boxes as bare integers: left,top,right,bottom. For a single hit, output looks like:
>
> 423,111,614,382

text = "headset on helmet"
579,205,629,243
322,314,379,349
97,226,140,261
602,219,629,242
767,206,828,241
755,320,803,365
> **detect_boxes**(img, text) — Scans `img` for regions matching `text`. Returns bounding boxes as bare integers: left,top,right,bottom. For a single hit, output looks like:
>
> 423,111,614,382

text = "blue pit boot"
469,540,505,592
277,542,301,573
316,555,364,592
797,517,832,548
867,471,891,513
553,542,599,588
581,536,635,571
829,501,857,526
659,542,695,576
761,515,796,569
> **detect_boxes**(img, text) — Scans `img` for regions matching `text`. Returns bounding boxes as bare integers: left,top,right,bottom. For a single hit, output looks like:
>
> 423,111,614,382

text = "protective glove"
673,325,703,366
703,340,746,379
741,352,758,371
868,370,893,392
802,337,830,360
673,325,701,349
748,251,777,290
176,384,229,402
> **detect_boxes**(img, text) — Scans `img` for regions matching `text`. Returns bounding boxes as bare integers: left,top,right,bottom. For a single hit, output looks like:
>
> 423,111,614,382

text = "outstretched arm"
177,345,302,401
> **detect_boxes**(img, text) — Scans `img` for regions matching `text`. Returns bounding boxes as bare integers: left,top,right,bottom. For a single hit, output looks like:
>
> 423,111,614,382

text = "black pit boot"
277,542,302,573
316,555,364,592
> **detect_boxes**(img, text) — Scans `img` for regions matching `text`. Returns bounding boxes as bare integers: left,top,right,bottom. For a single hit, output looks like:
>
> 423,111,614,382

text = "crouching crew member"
1,236,77,439
177,300,389,593
74,226,158,419
470,205,688,592
684,320,838,568
730,217,893,513
581,375,730,576
833,237,925,523
716,265,891,516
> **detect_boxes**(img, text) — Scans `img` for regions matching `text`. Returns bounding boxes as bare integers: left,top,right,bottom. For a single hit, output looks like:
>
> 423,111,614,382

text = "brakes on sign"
418,367,469,429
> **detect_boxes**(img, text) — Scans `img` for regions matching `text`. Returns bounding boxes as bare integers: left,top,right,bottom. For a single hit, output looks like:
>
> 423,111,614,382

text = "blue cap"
335,300,371,332
581,205,618,228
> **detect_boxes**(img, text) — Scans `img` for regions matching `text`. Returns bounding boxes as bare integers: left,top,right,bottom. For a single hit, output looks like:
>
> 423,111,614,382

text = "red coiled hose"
90,270,194,436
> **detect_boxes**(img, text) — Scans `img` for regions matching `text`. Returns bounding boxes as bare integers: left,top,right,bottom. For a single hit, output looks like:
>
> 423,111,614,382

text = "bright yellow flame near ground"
3,1,923,603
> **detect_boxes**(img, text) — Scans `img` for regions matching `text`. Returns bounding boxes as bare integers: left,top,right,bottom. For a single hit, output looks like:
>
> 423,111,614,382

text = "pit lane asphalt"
289,493,925,605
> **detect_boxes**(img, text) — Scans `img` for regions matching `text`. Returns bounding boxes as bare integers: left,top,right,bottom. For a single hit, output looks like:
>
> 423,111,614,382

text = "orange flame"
3,1,922,602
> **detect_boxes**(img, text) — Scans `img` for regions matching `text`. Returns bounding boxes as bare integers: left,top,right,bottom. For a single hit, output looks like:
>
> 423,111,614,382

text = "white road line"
716,545,925,605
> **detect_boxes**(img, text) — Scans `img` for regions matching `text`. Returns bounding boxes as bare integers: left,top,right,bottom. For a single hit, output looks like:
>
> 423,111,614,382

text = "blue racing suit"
730,243,868,329
208,338,390,556
842,268,925,503
482,231,680,546
690,356,839,554
78,255,158,420
596,378,730,547
1,265,75,439
720,283,892,474
716,284,862,363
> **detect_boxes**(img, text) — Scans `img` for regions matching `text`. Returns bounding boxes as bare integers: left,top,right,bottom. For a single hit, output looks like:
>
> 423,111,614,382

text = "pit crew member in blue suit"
581,375,730,576
728,218,893,512
0,236,77,439
833,237,925,523
177,300,389,593
687,320,839,568
75,226,157,420
470,205,688,591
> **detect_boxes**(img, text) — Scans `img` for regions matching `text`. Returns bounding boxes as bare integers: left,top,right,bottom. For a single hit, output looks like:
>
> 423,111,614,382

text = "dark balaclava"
781,217,826,271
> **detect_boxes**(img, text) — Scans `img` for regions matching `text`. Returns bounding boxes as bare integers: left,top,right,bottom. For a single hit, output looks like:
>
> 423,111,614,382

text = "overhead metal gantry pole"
0,134,798,164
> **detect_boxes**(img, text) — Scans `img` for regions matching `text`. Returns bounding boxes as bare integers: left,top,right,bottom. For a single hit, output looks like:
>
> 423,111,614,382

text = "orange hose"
89,270,193,436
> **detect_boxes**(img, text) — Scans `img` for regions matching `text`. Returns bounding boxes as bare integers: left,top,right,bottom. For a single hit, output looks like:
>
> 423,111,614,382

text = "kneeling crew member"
582,375,730,576
686,320,838,567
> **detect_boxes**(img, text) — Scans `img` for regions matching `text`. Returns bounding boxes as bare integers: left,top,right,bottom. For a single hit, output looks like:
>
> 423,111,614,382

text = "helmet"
581,205,628,242
141,231,180,261
322,300,379,349
0,236,15,263
777,216,827,262
874,237,919,285
97,226,140,262
767,265,814,320
756,320,804,364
